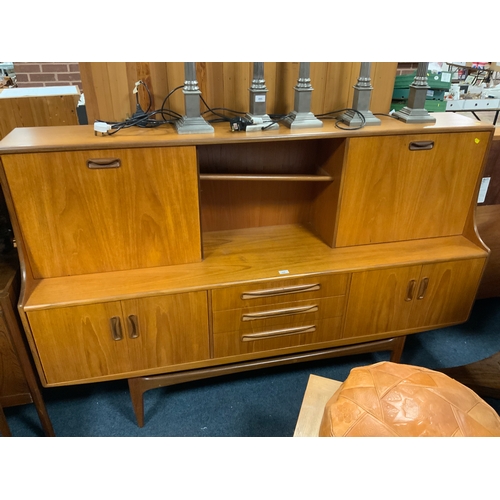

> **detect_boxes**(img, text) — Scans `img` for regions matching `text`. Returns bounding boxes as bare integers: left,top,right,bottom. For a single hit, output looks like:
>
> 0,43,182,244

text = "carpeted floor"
3,297,500,437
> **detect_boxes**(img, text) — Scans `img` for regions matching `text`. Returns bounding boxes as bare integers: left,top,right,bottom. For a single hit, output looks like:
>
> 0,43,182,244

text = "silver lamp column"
175,62,214,135
283,62,323,129
245,62,278,132
394,62,436,124
341,62,381,126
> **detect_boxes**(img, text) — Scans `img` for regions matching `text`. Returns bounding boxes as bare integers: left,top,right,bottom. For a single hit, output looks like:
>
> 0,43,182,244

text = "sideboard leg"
0,402,12,437
128,378,146,428
389,336,407,363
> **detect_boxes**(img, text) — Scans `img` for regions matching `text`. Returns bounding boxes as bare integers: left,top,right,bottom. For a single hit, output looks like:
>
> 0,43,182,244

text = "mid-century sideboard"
0,113,493,425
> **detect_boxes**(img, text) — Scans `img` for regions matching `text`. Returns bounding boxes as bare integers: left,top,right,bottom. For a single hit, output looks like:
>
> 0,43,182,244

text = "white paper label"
478,177,491,203
255,95,266,103
441,72,452,83
278,270,289,275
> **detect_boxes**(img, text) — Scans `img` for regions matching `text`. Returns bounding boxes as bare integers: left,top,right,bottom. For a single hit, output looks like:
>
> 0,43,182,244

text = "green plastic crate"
390,100,447,113
394,71,452,91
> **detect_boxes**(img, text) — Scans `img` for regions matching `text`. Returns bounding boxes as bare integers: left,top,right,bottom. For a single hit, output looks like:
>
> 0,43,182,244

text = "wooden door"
27,301,129,384
27,292,210,385
409,258,486,329
335,131,490,247
2,146,202,278
121,292,210,370
342,265,421,339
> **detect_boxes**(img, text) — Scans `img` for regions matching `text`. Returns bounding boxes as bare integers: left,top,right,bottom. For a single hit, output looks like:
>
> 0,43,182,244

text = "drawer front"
213,296,345,335
213,317,344,357
212,274,348,311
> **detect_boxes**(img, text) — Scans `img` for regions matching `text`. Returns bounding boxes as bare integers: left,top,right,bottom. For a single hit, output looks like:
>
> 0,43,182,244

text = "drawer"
213,296,346,334
213,317,344,357
212,274,348,311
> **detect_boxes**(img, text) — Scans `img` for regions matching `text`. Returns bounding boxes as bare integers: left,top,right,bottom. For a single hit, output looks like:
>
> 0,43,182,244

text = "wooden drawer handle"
128,315,140,339
87,158,121,169
241,325,316,341
409,141,434,151
405,280,416,302
417,277,429,300
242,305,319,321
241,283,320,300
110,316,123,341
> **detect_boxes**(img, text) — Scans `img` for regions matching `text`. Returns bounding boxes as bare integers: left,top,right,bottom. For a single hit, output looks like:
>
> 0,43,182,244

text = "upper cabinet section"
335,131,491,247
2,146,202,278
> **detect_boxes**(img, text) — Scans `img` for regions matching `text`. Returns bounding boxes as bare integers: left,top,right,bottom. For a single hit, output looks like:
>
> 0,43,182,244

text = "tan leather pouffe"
319,361,500,437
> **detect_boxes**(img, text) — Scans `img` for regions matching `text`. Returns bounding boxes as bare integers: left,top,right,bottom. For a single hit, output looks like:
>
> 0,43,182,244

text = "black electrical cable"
317,108,366,130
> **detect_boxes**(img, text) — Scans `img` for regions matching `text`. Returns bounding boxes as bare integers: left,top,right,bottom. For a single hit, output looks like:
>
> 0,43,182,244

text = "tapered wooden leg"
128,378,146,428
0,402,12,437
389,336,406,363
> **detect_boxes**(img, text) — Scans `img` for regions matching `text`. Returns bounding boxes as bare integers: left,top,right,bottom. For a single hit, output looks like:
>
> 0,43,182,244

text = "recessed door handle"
409,141,434,151
417,278,429,300
241,283,320,300
110,316,123,341
87,158,121,169
128,315,140,339
405,280,416,301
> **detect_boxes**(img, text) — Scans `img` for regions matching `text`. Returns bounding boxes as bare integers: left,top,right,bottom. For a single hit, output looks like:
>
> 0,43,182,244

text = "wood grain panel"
411,258,486,328
336,131,491,246
2,146,202,277
343,265,421,339
121,291,210,370
476,204,500,298
27,301,127,384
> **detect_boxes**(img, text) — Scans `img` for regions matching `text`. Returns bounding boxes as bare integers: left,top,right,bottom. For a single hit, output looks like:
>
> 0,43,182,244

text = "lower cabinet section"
26,291,210,384
343,258,486,339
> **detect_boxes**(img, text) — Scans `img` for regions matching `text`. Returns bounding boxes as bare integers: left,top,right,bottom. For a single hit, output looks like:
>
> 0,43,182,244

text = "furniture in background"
0,113,493,427
0,86,80,140
0,259,54,436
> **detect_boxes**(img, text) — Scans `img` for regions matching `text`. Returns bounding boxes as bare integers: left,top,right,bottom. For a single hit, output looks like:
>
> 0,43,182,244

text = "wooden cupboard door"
336,132,490,247
2,146,202,278
121,292,210,370
27,301,129,384
409,258,485,330
342,265,421,339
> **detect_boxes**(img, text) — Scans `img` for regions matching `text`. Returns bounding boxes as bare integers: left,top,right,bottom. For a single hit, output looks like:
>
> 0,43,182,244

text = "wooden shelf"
199,173,334,182
23,224,488,311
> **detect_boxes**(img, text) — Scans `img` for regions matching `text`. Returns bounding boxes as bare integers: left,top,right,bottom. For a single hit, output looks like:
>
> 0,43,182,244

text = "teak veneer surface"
0,114,494,154
23,225,487,311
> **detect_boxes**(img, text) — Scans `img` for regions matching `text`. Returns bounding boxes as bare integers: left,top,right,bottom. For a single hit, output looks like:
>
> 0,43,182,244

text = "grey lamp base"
175,116,214,135
283,111,323,129
393,107,436,124
245,114,279,132
341,109,381,127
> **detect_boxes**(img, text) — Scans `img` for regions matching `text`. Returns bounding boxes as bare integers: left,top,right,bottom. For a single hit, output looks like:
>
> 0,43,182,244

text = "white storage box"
446,100,465,110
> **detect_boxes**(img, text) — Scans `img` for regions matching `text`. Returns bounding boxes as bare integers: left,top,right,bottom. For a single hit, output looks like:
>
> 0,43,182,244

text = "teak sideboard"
0,114,493,424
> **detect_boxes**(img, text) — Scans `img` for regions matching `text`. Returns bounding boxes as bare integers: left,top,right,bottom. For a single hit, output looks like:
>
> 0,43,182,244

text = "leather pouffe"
319,361,500,437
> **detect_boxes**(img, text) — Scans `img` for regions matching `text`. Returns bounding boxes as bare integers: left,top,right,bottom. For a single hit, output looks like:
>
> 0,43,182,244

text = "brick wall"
13,62,82,90
396,62,419,75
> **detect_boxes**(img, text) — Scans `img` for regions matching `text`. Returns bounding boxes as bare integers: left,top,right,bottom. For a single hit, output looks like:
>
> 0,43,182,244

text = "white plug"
94,122,112,136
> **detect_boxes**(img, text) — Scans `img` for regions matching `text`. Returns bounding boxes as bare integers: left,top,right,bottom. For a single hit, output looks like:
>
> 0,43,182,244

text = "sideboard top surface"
0,113,494,154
